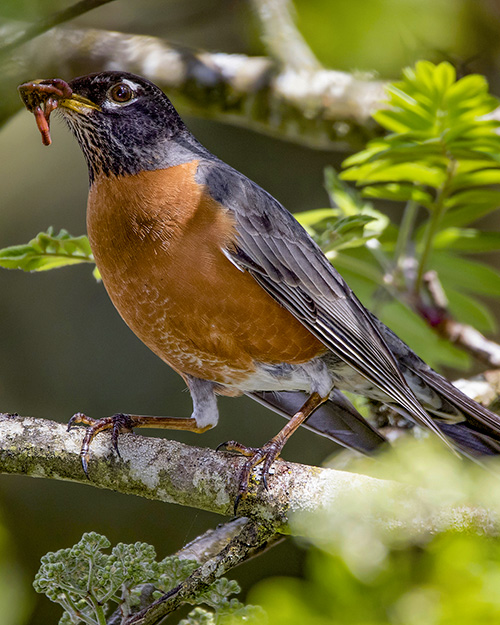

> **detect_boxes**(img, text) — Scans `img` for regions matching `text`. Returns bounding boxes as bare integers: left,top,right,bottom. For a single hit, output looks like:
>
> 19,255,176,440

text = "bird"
18,72,500,504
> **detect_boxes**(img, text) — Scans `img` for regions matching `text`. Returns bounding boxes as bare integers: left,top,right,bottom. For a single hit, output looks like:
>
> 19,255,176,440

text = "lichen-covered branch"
105,517,281,625
127,519,274,625
176,516,284,564
1,25,385,148
0,414,495,537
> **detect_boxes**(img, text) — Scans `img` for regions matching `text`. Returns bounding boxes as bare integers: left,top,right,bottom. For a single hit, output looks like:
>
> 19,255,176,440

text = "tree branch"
1,25,385,148
106,517,282,624
251,0,321,71
0,414,495,535
175,516,284,564
0,0,116,57
419,270,500,368
2,412,499,623
127,519,275,625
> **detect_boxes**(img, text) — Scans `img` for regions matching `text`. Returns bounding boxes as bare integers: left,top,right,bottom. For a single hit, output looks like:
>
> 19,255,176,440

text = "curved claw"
233,493,243,516
216,440,259,456
67,412,133,476
111,420,122,458
81,450,90,479
67,411,94,432
231,439,285,514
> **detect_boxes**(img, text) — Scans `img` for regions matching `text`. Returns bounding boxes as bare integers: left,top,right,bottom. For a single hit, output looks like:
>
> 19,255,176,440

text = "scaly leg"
218,392,328,511
68,376,218,475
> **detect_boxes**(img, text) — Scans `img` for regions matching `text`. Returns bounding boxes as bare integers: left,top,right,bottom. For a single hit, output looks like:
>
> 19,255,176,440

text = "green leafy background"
1,1,500,624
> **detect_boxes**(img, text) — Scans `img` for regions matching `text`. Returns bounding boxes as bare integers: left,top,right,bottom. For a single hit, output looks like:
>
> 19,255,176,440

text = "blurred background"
1,0,500,622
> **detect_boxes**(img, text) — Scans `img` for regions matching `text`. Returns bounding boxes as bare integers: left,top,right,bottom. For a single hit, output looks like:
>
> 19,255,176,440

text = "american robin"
18,72,500,502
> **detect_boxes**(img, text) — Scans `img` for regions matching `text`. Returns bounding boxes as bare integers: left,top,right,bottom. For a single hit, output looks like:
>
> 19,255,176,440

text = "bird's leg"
67,412,213,476
218,392,328,510
68,377,219,476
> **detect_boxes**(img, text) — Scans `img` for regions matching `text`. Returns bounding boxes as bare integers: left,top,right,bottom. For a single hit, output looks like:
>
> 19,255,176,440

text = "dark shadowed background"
1,0,500,622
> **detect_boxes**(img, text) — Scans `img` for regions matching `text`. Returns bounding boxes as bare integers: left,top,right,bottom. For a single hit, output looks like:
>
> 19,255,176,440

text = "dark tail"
413,367,500,456
247,389,386,454
436,421,500,456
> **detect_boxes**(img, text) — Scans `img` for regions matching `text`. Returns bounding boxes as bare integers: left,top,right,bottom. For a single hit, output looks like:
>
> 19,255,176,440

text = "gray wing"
199,160,449,442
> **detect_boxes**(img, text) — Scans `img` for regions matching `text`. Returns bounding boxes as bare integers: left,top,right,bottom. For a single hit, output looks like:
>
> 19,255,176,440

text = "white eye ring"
105,79,139,108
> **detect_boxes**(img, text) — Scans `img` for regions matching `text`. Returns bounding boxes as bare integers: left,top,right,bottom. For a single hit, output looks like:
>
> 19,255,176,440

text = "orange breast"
87,161,326,386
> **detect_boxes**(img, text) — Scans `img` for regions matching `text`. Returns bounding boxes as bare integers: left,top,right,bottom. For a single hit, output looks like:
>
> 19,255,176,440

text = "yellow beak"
59,94,101,113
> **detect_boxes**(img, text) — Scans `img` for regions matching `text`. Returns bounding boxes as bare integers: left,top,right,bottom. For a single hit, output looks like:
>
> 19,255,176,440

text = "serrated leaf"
0,229,95,273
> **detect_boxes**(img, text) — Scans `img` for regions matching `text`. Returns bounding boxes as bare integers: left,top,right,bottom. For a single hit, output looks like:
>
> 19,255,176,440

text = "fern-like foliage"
298,61,500,369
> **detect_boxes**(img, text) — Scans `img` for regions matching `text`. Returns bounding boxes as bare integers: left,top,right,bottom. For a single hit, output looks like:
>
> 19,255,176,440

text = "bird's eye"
109,83,134,103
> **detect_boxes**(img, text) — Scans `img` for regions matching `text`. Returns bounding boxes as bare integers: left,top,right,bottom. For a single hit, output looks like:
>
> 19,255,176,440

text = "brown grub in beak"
18,79,73,146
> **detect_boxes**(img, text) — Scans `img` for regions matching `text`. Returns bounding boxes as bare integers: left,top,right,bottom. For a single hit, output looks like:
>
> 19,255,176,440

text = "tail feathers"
247,389,387,454
436,421,500,456
415,368,500,439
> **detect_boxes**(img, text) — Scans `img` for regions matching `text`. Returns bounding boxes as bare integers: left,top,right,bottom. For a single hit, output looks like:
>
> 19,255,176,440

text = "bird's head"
18,71,188,181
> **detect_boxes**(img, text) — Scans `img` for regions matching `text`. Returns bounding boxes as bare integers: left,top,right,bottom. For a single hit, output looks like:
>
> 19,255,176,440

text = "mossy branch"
0,413,495,537
1,24,384,148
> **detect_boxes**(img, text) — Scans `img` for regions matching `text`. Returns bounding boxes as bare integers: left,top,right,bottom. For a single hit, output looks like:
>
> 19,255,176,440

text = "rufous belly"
87,162,326,386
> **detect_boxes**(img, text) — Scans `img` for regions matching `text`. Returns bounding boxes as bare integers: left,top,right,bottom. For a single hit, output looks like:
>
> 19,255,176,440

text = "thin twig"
0,0,116,57
251,0,320,71
420,271,500,368
125,520,276,625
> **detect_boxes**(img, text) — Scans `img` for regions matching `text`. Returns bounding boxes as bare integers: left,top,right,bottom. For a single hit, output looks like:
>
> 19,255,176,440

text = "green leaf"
362,183,433,207
329,250,385,288
439,190,500,228
445,288,496,334
431,253,500,296
373,106,433,133
323,166,373,216
0,228,95,273
342,161,446,187
295,208,340,228
449,167,500,191
432,228,500,253
377,299,471,370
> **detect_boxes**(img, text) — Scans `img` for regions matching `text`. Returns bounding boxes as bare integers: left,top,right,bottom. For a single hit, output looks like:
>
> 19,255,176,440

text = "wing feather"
198,161,450,442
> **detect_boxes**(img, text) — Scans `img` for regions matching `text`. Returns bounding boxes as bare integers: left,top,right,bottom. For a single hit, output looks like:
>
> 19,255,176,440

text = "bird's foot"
67,412,134,476
217,438,285,513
